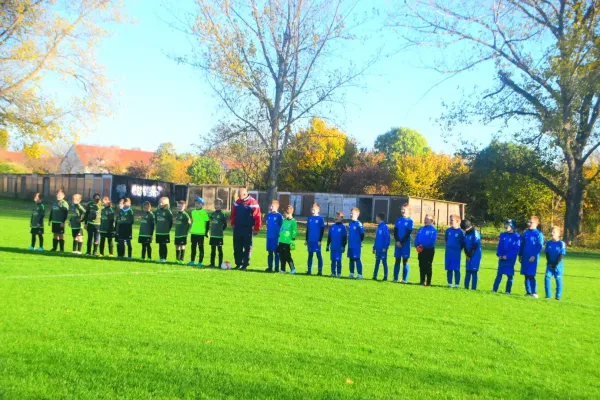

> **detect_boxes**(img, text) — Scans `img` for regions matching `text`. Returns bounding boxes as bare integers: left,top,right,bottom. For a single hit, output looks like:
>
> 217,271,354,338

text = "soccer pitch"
0,200,599,399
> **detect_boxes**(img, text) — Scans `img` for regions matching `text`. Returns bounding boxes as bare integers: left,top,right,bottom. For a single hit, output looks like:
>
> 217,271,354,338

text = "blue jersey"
464,229,482,271
328,222,347,252
306,215,325,242
265,212,283,239
445,227,464,271
545,240,566,271
496,231,521,275
348,220,364,249
520,229,544,276
415,225,437,249
394,217,414,245
374,221,391,251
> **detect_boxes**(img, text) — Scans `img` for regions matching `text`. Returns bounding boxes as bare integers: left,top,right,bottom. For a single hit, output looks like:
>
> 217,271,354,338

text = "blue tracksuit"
373,221,390,280
306,215,325,274
347,220,364,276
520,229,544,294
493,231,521,294
544,240,566,300
414,225,437,249
463,228,482,290
394,217,414,282
265,212,283,270
445,227,464,285
327,222,347,276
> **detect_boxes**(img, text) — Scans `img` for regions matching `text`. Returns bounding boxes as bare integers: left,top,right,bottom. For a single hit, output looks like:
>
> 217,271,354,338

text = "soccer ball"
221,261,232,270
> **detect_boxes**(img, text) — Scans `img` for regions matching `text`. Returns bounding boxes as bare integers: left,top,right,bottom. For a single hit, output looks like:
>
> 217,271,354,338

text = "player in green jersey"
68,194,86,254
155,197,173,263
138,201,155,260
209,199,227,268
29,193,45,251
116,197,134,259
48,189,69,252
174,200,191,265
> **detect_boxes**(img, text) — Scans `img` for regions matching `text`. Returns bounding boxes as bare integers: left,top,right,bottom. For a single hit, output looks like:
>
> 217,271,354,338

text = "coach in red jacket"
230,187,262,270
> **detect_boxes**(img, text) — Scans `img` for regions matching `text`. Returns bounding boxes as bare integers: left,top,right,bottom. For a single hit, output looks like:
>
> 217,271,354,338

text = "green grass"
0,199,599,399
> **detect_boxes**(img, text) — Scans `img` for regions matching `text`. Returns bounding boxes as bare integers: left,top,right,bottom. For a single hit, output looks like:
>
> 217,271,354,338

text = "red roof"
0,149,27,163
74,144,154,169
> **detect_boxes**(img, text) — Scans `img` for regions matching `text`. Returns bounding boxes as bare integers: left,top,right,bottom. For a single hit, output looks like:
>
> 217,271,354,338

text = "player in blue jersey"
414,214,437,286
265,200,283,272
445,215,465,288
544,226,566,300
520,216,544,298
493,219,521,294
373,212,391,281
326,211,347,278
461,219,482,290
393,204,414,283
347,208,365,279
305,203,325,275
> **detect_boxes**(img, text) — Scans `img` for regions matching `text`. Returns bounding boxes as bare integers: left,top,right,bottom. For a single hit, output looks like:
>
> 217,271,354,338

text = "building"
0,149,28,164
59,144,155,174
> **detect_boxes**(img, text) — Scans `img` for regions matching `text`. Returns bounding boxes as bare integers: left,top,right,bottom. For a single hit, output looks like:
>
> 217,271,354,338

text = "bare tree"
393,0,600,242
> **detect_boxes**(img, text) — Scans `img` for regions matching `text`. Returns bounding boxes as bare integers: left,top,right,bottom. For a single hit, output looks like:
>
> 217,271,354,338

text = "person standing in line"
393,204,414,283
414,214,437,286
209,200,227,268
544,226,566,301
230,187,261,270
520,216,544,298
461,219,482,290
347,208,364,279
445,215,464,288
492,219,521,295
265,200,283,272
372,212,391,281
29,193,45,251
189,197,210,267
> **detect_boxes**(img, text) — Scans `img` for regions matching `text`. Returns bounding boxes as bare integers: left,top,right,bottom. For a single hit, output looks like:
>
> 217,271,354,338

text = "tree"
279,118,356,192
175,0,377,204
390,151,455,198
0,161,28,174
339,150,391,194
0,0,124,149
396,0,600,242
0,129,8,149
152,143,178,182
374,127,429,160
127,161,154,179
187,156,224,185
225,168,247,186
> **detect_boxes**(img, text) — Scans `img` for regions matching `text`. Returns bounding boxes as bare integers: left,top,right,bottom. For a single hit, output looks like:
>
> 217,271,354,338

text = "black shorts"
175,237,187,246
30,227,44,235
117,225,133,241
210,237,224,247
52,223,65,235
138,236,152,244
100,231,114,239
87,224,100,240
71,228,83,237
156,234,170,244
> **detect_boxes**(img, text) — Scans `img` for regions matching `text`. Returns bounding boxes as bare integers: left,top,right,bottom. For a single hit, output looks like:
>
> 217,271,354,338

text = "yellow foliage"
391,151,456,198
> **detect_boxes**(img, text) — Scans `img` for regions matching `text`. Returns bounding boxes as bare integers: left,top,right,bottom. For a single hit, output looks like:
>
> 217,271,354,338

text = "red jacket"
230,195,261,234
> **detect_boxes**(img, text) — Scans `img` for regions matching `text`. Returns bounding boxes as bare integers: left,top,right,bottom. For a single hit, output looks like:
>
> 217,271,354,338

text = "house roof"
0,149,27,164
73,144,154,168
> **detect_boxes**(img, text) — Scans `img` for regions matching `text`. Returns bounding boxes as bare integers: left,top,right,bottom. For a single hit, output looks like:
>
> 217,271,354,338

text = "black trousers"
190,234,206,263
86,224,100,254
233,233,252,268
277,243,294,272
418,248,435,285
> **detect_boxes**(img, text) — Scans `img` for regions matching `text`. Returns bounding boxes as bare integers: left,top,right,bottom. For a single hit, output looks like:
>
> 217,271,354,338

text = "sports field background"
1,199,599,399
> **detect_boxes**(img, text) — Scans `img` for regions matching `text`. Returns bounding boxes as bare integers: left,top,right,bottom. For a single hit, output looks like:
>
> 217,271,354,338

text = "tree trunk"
563,165,584,244
266,150,279,206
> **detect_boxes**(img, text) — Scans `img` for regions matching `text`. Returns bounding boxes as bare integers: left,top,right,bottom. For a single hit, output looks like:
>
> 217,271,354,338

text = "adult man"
230,187,261,270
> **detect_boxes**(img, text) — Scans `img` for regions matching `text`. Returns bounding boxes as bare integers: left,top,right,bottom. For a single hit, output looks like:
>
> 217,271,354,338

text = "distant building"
0,149,27,164
59,144,155,174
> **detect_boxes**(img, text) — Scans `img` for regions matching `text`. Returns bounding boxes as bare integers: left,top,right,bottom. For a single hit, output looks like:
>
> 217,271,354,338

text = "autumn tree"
187,156,224,185
390,151,456,198
175,0,378,204
127,160,154,179
339,150,391,194
395,0,600,241
374,127,430,160
151,143,179,182
280,118,356,192
0,0,124,149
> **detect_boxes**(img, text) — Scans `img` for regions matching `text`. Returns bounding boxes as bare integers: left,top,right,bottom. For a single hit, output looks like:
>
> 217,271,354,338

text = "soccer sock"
373,259,380,278
126,241,132,258
181,249,185,261
268,251,273,270
447,270,453,285
175,249,180,260
190,244,196,263
108,238,114,255
317,252,323,272
52,238,58,251
73,240,77,252
93,243,98,255
455,270,461,285
357,259,363,275
307,252,313,273
87,237,92,254
147,244,152,259
59,240,65,252
31,234,36,248
506,276,513,293
393,259,401,281
199,243,204,263
380,259,386,280
472,272,478,290
403,263,409,282
79,242,84,252
210,246,216,265
38,235,43,248
142,244,147,259
217,247,223,266
349,259,355,274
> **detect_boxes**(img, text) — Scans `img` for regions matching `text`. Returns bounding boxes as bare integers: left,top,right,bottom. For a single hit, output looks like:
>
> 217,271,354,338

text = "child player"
519,216,544,298
174,200,191,265
29,193,45,251
155,197,173,263
209,199,227,268
189,197,210,267
68,194,86,254
414,214,437,286
461,219,482,290
138,201,155,261
493,219,521,294
305,203,325,275
445,214,464,288
84,193,102,256
373,212,391,281
347,207,365,279
326,211,347,278
116,197,134,259
99,197,115,257
277,205,297,274
48,189,69,252
544,226,566,300
393,204,414,283
265,200,283,272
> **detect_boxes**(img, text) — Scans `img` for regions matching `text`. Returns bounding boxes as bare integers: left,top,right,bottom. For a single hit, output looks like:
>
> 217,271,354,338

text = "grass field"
1,199,599,399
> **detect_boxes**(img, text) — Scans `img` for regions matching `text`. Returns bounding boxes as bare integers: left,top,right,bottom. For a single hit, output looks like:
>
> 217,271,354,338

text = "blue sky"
87,0,504,154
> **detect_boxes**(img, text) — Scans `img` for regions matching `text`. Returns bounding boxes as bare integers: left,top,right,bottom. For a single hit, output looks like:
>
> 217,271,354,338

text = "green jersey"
139,211,155,238
190,209,210,235
49,199,69,224
100,206,116,234
155,207,173,236
278,217,297,245
68,203,86,228
175,211,191,238
210,210,227,238
85,201,102,226
30,203,45,228
116,208,134,227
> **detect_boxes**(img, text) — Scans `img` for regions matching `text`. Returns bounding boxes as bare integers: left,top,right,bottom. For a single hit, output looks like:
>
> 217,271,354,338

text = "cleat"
402,280,408,284
108,254,114,257
240,266,247,271
127,257,133,260
393,280,399,283
349,273,354,279
331,273,336,277
317,272,323,276
290,269,296,275
532,293,539,299
37,247,44,252
279,270,286,274
447,284,452,288
196,263,203,268
186,261,196,266
155,259,162,263
265,268,273,272
357,274,363,280
28,246,35,251
454,285,460,289
337,274,342,278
